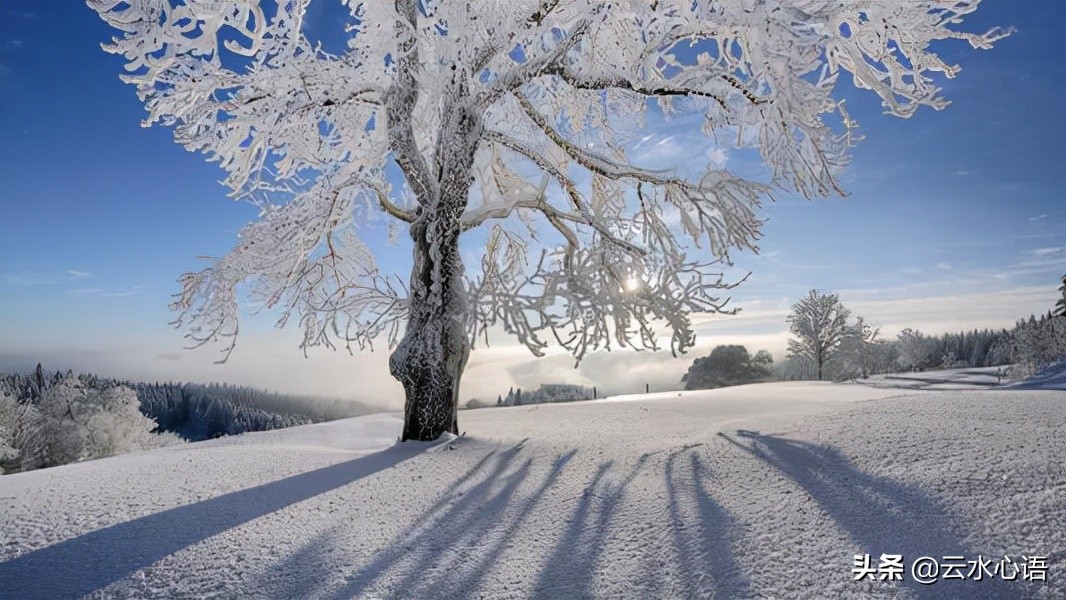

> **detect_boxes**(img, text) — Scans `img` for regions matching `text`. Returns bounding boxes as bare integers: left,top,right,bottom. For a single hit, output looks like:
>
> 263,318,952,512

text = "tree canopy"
91,0,1007,359
90,0,1007,439
786,289,851,380
682,345,772,390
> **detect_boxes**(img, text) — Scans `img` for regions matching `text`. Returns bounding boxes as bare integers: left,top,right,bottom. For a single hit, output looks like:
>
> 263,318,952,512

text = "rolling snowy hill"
1,381,1062,599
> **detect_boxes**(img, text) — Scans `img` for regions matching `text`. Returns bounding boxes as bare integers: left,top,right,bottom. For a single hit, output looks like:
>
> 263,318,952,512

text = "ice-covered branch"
372,183,418,223
511,94,766,258
543,65,765,110
471,227,749,362
470,0,566,74
386,0,438,202
477,16,593,108
170,178,405,360
91,0,1006,368
484,134,648,255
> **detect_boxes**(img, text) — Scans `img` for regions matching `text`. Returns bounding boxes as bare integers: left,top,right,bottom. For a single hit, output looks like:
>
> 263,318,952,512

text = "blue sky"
1,2,1063,405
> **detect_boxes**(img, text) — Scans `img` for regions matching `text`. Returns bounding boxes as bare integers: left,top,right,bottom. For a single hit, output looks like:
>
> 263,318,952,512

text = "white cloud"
70,285,149,298
837,243,1062,301
624,114,734,178
3,271,93,286
2,274,1057,406
631,134,656,153
845,286,1057,336
1017,246,1066,270
705,147,729,168
3,328,405,410
1027,247,1063,257
460,283,1056,396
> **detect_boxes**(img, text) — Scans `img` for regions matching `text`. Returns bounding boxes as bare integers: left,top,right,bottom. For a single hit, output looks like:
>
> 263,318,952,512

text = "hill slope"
1,382,1062,599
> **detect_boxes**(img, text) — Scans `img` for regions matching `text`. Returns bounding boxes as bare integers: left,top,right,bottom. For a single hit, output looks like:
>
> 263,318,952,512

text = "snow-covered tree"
1056,274,1066,318
0,388,21,473
835,315,879,379
1009,313,1066,378
90,0,1006,440
682,344,771,390
35,378,163,467
786,289,852,380
752,350,774,373
771,356,811,381
895,327,938,372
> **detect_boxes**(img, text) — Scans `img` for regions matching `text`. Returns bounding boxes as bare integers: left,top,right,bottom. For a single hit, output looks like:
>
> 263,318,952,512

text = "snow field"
1,383,1062,599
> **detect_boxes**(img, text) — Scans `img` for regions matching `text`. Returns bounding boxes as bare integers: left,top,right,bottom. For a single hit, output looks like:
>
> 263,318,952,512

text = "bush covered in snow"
0,366,383,474
1007,312,1066,379
0,376,180,474
682,345,773,390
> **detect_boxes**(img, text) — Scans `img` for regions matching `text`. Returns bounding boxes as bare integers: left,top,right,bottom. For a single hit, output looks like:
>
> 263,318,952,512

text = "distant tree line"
773,324,1017,382
774,287,1064,382
684,283,1065,388
1005,311,1066,378
1,365,380,474
0,369,179,473
132,382,314,440
466,384,596,409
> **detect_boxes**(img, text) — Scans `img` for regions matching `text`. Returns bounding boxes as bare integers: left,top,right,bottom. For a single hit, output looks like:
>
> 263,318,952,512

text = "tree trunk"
387,77,480,441
389,212,470,441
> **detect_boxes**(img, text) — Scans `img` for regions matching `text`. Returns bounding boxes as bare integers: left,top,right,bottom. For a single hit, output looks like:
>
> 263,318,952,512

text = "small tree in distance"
837,316,880,379
896,328,938,372
90,1,1007,440
786,289,852,381
682,345,772,390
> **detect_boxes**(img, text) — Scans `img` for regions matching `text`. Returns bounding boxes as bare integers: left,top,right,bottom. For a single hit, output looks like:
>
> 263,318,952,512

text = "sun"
624,277,642,292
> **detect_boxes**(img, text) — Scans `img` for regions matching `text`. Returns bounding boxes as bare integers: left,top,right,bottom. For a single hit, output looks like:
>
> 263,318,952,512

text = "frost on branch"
91,0,1006,363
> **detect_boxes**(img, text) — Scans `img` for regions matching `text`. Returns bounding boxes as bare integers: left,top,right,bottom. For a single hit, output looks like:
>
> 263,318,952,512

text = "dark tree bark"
388,92,480,441
389,210,470,441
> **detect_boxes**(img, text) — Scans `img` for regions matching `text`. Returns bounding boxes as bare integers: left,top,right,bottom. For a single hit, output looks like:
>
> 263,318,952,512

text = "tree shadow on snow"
530,455,648,599
720,431,1017,599
0,441,431,600
531,447,751,599
249,441,529,599
662,449,753,599
327,441,576,599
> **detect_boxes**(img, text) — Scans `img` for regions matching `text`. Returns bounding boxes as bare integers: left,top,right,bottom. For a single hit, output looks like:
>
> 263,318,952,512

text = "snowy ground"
1,381,1063,599
859,365,1012,390
859,363,1066,391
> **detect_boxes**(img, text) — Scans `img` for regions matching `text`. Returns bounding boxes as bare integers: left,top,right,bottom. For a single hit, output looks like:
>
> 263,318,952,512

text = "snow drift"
1,382,1062,599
